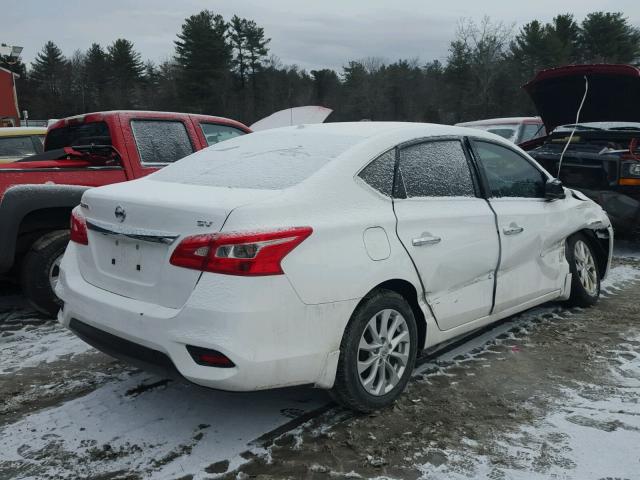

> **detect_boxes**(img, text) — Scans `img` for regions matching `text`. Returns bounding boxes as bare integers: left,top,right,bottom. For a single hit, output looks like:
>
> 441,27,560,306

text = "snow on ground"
0,322,93,375
412,262,640,480
1,250,639,479
0,371,327,479
420,330,640,480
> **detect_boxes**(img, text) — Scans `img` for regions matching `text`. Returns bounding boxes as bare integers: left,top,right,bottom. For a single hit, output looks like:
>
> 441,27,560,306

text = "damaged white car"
56,122,613,411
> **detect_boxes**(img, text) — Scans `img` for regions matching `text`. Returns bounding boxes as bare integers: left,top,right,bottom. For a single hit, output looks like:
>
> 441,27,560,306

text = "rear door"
393,139,500,330
471,139,569,312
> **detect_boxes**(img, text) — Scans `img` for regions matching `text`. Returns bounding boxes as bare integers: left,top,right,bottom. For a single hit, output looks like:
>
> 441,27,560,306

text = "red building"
0,67,20,127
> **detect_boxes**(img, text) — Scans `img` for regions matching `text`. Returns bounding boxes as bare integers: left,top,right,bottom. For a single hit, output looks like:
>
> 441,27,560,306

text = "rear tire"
566,233,600,307
331,289,418,412
20,230,69,317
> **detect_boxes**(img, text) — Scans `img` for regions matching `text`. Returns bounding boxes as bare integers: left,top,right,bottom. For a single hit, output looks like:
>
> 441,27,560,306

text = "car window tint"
474,141,546,198
398,140,475,197
131,120,194,164
358,149,395,196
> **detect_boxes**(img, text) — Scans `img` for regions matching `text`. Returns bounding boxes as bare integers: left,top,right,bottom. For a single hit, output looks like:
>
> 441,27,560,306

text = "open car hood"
523,64,640,133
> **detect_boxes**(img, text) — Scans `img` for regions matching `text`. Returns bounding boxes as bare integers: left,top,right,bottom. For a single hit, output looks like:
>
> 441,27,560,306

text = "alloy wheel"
574,240,598,296
357,309,410,396
49,254,62,292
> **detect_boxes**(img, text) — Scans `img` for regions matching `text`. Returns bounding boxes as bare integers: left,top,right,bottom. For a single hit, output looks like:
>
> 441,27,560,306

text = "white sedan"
57,122,612,411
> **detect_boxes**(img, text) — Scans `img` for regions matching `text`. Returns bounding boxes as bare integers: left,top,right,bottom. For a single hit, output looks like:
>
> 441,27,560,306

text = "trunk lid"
523,64,640,133
78,178,279,308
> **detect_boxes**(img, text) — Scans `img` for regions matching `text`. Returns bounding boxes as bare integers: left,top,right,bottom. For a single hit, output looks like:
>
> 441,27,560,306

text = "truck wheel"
21,230,70,317
331,289,418,412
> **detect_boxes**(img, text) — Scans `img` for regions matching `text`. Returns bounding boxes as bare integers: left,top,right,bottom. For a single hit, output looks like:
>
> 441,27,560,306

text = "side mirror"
545,178,566,200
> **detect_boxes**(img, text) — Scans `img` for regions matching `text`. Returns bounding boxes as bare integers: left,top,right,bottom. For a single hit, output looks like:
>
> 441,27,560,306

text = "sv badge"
197,220,213,227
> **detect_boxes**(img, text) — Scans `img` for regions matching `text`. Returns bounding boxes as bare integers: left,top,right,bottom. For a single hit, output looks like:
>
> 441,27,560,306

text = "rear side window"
200,123,245,146
398,140,476,197
473,141,547,198
46,122,111,150
358,149,395,196
131,120,194,164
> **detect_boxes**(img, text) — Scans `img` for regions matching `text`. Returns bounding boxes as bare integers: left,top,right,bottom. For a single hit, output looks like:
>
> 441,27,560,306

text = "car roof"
48,111,250,132
244,122,518,169
0,127,47,136
455,117,542,127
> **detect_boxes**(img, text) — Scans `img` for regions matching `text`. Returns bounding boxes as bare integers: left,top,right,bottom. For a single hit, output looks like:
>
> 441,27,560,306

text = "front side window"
131,120,194,164
200,123,245,146
473,140,547,198
397,140,476,197
358,149,395,197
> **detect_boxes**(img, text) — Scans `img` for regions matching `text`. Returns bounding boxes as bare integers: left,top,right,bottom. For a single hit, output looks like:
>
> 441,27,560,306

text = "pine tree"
84,43,108,111
579,12,640,63
30,41,67,97
69,50,87,113
30,41,70,117
547,14,580,64
106,38,144,108
229,15,249,89
175,10,232,112
244,20,270,80
510,21,551,76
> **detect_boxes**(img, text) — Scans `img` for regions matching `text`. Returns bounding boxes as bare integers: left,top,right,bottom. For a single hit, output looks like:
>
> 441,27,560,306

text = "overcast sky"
4,0,639,71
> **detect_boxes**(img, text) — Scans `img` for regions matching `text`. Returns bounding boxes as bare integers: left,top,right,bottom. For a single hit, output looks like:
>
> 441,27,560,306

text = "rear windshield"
151,129,363,189
46,122,111,150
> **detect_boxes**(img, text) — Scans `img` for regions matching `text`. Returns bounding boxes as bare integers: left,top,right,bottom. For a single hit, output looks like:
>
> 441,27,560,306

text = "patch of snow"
0,372,327,479
419,333,640,480
0,323,93,375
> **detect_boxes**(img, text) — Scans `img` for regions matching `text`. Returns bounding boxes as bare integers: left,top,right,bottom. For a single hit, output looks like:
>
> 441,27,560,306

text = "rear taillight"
70,209,88,245
170,227,312,276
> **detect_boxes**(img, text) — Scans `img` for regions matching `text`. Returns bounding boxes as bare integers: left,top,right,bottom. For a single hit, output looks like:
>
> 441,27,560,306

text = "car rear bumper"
57,243,358,391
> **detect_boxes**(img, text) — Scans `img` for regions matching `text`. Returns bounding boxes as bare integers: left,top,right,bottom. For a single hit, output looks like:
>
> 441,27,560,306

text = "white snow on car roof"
150,122,511,190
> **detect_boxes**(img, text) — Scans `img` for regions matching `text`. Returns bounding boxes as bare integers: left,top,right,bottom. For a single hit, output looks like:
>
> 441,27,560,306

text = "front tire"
566,233,600,307
20,230,69,317
331,289,418,412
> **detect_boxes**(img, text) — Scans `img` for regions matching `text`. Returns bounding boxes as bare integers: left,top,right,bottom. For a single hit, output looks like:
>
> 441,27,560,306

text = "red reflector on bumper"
186,345,235,368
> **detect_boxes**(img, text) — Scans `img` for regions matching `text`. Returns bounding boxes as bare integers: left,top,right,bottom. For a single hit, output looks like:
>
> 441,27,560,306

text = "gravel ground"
1,245,640,479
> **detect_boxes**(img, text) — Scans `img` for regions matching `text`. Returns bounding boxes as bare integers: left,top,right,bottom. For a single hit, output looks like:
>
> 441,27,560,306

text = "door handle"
412,235,441,246
503,225,524,236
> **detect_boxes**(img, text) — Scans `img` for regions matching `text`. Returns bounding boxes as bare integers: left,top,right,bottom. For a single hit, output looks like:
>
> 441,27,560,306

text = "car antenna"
558,75,589,178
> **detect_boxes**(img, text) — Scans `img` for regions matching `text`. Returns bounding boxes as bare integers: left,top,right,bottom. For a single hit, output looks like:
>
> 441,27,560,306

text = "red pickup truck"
0,110,250,315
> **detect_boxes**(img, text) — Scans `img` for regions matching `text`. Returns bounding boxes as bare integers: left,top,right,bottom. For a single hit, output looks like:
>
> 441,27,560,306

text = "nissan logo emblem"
114,205,126,223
